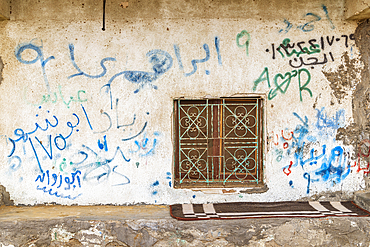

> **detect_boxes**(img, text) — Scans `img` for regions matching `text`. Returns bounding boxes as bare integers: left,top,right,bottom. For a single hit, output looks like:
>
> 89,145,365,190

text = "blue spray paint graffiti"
280,109,350,193
28,112,80,173
316,107,345,129
35,169,82,200
303,146,350,194
279,5,335,34
183,44,210,77
11,40,167,200
70,144,130,185
68,43,116,79
15,40,55,93
101,49,173,109
173,36,222,77
116,98,136,129
166,172,172,187
15,42,174,109
151,180,159,196
15,41,88,108
98,135,108,151
129,132,159,157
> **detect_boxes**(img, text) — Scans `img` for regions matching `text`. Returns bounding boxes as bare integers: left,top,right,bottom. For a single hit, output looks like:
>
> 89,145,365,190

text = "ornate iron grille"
174,97,264,188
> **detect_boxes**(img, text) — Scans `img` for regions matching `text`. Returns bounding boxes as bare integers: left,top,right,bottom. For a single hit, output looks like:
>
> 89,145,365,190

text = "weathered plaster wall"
0,0,367,205
0,0,9,21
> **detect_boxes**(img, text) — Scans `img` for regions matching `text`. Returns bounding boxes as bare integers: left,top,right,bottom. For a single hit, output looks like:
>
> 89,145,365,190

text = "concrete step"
355,191,370,213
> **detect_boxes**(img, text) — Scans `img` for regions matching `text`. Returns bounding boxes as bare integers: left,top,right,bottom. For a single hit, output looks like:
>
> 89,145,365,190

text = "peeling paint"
336,21,370,170
322,52,362,103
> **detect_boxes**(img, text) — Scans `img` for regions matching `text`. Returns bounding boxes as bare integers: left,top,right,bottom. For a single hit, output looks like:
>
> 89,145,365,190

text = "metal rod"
102,0,106,31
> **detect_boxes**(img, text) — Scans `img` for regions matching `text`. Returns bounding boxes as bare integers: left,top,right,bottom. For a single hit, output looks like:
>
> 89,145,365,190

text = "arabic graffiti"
253,67,312,101
173,36,222,77
15,40,54,93
6,100,160,197
279,4,335,34
266,34,355,69
352,139,370,175
129,132,160,157
7,106,80,173
70,144,131,186
23,85,87,108
166,172,172,187
236,30,251,57
68,43,116,79
303,146,350,194
268,129,293,162
151,180,159,196
109,49,172,92
15,41,90,108
277,109,352,193
315,107,345,134
35,169,82,200
12,110,80,173
102,49,173,109
15,41,175,110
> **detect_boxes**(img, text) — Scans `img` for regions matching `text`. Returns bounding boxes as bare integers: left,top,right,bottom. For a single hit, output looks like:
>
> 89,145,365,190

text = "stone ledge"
354,191,370,213
1,213,370,246
0,205,170,222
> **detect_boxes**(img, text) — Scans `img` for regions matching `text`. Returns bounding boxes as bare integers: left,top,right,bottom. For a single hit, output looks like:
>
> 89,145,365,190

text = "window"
173,97,264,188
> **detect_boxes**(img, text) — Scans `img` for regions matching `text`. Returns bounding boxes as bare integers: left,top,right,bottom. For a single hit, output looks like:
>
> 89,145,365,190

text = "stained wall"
0,0,366,205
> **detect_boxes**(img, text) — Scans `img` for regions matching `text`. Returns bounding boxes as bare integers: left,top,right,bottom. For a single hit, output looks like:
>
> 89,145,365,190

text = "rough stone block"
355,191,370,212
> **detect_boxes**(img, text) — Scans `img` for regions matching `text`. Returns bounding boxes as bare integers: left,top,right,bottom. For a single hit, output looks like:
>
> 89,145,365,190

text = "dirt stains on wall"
322,52,361,104
0,56,3,85
335,20,370,159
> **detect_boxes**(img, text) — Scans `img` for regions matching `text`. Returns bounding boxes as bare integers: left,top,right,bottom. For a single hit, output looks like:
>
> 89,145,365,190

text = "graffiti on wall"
279,5,335,34
352,139,370,175
236,30,251,57
4,13,363,202
266,34,355,70
253,67,312,101
173,36,222,77
269,108,359,193
6,101,159,199
10,35,224,200
252,32,356,101
8,39,173,200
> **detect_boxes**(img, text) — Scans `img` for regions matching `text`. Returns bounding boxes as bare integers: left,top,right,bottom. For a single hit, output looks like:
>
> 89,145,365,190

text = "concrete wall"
0,0,367,205
345,0,370,20
0,0,9,20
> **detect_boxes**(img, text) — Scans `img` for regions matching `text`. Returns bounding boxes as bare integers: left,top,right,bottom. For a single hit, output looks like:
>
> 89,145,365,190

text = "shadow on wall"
0,185,14,206
0,56,3,84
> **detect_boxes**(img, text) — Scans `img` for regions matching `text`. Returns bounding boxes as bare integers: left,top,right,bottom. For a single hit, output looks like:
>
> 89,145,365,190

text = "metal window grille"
173,97,264,188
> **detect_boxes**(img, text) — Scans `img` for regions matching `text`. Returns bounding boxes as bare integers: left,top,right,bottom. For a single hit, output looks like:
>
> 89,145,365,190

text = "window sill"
191,184,268,194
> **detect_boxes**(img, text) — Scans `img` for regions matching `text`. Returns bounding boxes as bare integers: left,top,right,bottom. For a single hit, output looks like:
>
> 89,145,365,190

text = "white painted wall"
0,0,364,205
